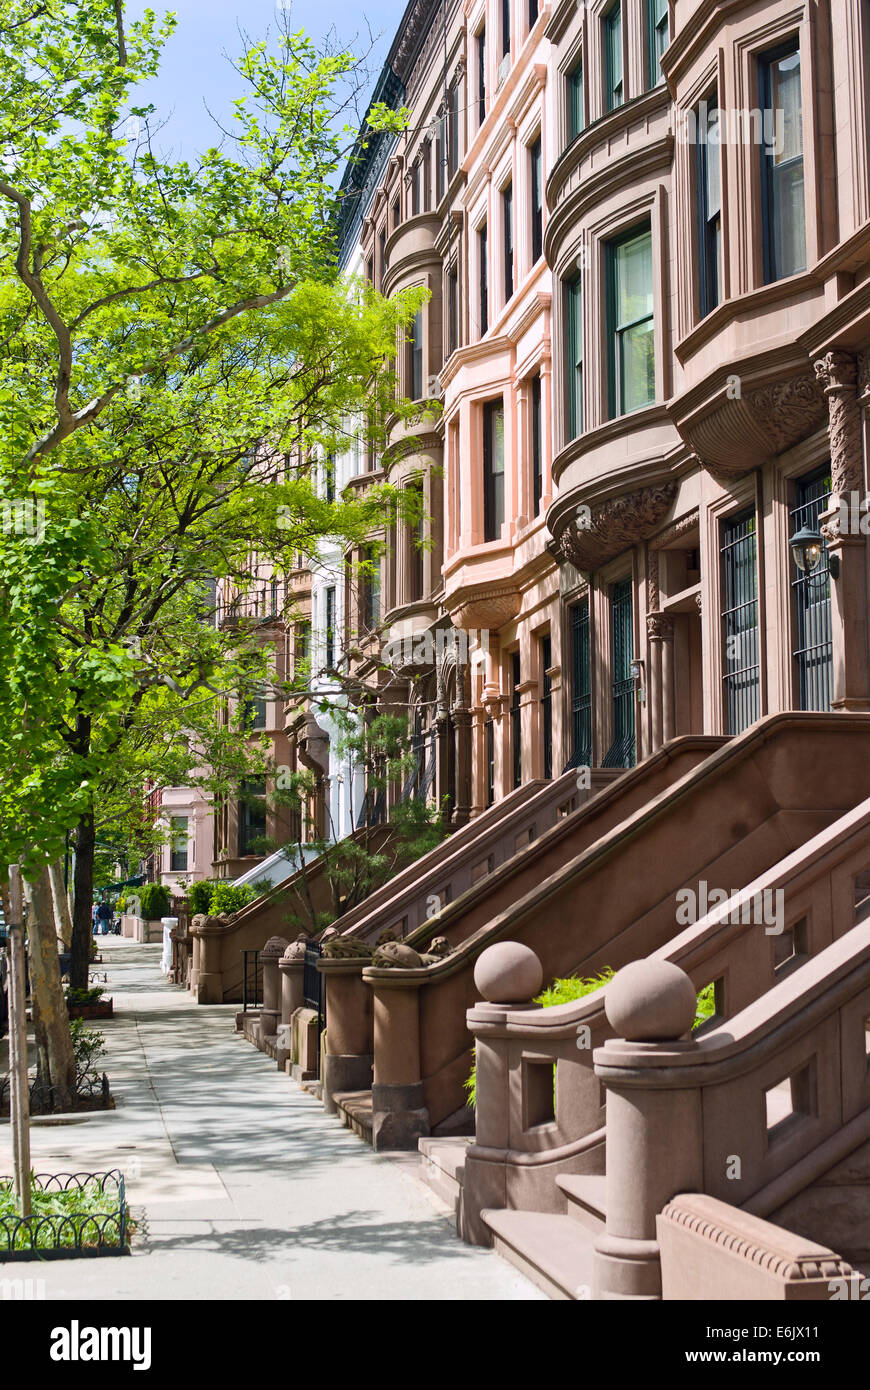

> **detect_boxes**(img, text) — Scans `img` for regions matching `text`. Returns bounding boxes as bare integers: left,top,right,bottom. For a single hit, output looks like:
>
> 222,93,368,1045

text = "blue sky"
125,0,405,161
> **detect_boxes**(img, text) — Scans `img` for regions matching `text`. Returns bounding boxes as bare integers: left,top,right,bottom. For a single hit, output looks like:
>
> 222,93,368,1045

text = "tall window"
720,509,760,734
483,399,505,542
540,634,552,779
760,43,805,282
605,3,623,110
503,182,514,302
325,586,336,668
436,119,445,202
791,469,833,711
448,267,459,355
569,59,584,140
603,579,635,767
530,136,543,263
410,161,421,216
502,0,511,58
239,779,267,857
409,483,425,601
647,0,669,87
608,225,654,416
510,650,522,789
569,599,591,768
479,222,489,335
448,82,460,176
242,686,268,730
362,546,381,631
531,374,543,514
485,719,495,807
170,816,188,873
566,272,583,438
698,98,721,317
324,453,335,501
378,226,387,287
529,0,539,26
477,28,486,126
409,308,423,400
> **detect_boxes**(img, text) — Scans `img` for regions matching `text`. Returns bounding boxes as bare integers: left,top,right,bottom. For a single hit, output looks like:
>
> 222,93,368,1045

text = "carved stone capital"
646,612,674,640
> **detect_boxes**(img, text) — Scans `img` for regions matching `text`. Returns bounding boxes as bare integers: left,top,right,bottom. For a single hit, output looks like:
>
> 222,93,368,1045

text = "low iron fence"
0,1071,111,1117
0,1170,128,1260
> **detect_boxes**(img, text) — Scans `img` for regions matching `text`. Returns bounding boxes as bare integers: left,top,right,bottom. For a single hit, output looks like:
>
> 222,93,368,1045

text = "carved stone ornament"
281,940,307,962
419,936,451,965
321,935,374,961
555,484,677,571
451,587,522,631
646,612,674,640
371,941,425,969
746,374,827,456
814,350,864,498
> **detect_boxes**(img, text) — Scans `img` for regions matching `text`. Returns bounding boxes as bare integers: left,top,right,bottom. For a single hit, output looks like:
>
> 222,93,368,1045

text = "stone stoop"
482,1210,597,1301
334,1089,374,1143
418,1137,474,1213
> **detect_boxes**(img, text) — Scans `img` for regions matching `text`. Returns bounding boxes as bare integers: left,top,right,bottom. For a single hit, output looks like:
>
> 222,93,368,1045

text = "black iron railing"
0,1170,127,1260
241,949,263,1013
303,942,325,1056
791,472,833,712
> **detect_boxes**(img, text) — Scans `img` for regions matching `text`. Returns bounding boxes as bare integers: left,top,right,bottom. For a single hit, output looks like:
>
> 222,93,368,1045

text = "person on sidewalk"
95,897,114,936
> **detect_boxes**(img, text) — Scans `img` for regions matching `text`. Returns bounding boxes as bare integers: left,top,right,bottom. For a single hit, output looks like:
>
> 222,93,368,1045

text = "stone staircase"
415,782,870,1299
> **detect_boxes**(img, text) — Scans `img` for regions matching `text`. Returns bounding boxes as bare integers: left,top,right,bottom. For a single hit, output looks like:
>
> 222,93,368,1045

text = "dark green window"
567,599,591,769
483,399,505,542
647,0,669,87
530,137,543,263
607,226,654,417
603,579,635,767
511,650,522,789
566,273,583,438
239,779,267,857
531,374,543,514
540,634,552,779
760,43,805,282
479,222,489,335
698,98,721,317
569,59,584,140
605,3,623,111
503,182,514,302
720,510,760,734
790,470,832,711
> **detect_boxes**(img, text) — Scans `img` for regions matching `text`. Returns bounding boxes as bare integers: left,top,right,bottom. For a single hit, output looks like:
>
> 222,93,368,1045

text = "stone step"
334,1089,373,1143
418,1136,473,1211
482,1210,595,1301
556,1174,608,1235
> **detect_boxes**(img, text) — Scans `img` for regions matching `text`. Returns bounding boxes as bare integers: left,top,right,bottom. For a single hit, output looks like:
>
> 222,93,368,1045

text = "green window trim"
647,0,669,88
566,272,583,440
605,3,623,112
569,58,584,141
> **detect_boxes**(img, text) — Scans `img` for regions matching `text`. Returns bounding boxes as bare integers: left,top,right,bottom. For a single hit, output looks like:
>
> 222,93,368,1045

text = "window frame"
759,38,806,285
604,1,624,112
606,222,655,419
482,397,506,543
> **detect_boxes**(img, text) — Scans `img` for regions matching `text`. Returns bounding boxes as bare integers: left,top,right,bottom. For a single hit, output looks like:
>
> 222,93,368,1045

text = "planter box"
0,1171,129,1260
120,914,163,944
67,1000,114,1020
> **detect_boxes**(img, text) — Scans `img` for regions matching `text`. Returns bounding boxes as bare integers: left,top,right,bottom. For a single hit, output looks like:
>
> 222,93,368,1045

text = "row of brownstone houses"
167,0,870,1301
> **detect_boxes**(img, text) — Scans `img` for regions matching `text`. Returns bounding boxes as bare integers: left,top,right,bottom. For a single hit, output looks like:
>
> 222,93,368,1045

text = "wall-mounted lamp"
629,658,644,681
789,522,839,580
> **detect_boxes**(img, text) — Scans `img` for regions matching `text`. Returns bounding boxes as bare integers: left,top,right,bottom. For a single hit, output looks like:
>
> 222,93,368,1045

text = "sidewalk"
0,940,543,1300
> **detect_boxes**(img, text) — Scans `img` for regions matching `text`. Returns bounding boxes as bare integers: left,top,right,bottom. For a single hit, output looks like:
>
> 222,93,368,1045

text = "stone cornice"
550,482,677,572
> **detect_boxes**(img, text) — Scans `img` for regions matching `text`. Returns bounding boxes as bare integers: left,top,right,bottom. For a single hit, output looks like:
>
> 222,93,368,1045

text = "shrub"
208,882,257,916
138,883,171,920
66,985,105,1006
187,879,219,915
69,1019,107,1085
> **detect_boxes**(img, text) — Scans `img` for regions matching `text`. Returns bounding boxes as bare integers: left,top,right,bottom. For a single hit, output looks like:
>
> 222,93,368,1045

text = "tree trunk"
71,811,95,992
48,860,73,947
23,867,76,1112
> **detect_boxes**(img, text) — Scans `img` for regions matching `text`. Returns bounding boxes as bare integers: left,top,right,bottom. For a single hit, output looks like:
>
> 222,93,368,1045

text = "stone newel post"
259,936,289,1039
459,942,544,1246
277,938,306,1067
593,959,703,1300
318,939,374,1114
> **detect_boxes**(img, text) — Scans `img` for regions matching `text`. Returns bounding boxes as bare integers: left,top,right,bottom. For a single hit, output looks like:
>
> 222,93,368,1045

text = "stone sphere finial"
260,935,290,960
604,959,696,1041
474,942,543,1004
